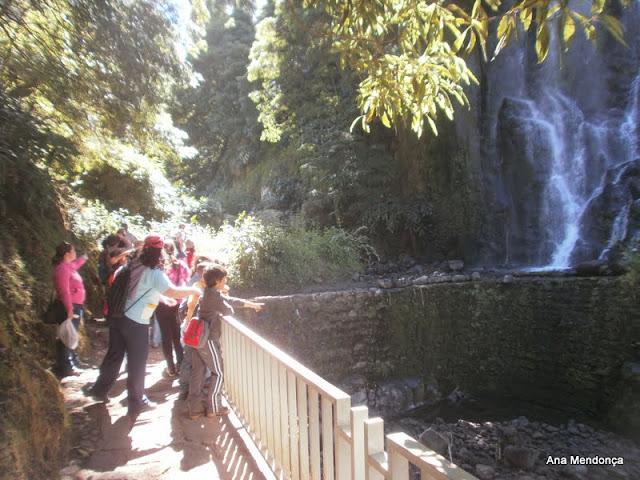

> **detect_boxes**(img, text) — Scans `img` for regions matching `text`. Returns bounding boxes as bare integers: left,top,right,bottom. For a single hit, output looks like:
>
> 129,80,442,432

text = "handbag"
183,317,204,348
42,296,66,325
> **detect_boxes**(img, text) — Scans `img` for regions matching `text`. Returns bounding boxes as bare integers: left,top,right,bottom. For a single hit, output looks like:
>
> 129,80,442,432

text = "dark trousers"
189,338,224,413
156,303,183,371
92,316,150,406
55,304,83,374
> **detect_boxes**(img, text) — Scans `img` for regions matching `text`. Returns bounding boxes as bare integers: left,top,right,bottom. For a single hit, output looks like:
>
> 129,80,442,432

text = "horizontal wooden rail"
221,316,477,480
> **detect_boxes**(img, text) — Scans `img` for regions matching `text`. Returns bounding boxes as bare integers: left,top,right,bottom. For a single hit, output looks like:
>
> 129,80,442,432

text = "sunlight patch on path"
58,332,266,480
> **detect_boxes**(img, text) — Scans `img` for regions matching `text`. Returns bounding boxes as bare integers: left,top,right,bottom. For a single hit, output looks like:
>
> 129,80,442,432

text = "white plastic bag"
58,318,79,350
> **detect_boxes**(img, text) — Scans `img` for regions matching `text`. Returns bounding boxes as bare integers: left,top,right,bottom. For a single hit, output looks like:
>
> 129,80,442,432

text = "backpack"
106,264,131,318
106,264,151,318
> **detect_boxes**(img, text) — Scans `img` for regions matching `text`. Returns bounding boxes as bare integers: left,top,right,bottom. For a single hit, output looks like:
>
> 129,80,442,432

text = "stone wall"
236,276,640,427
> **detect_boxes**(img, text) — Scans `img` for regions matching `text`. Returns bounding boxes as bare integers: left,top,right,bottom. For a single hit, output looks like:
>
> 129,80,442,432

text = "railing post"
388,436,409,480
264,352,275,466
364,418,386,480
279,363,291,477
287,370,300,479
309,388,321,480
297,378,310,480
321,396,335,480
335,396,352,480
350,406,368,480
271,358,283,470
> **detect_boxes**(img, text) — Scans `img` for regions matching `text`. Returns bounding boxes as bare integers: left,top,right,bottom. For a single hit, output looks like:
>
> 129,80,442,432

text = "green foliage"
363,197,434,239
247,14,290,142
78,163,163,220
307,0,629,137
201,214,374,293
172,2,260,193
68,199,147,247
0,94,100,480
1,0,182,139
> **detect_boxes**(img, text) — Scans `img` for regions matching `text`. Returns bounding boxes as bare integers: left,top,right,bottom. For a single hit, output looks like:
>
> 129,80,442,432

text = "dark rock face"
571,159,640,264
497,97,554,266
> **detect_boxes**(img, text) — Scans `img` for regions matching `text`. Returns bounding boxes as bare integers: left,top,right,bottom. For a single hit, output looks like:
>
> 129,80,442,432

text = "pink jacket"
53,256,87,316
159,260,190,306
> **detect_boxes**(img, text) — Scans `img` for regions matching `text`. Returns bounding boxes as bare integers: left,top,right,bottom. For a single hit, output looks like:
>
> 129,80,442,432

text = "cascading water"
521,82,640,269
493,0,640,269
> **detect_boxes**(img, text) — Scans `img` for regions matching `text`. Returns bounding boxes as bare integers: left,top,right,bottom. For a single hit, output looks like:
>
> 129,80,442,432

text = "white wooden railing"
221,315,478,480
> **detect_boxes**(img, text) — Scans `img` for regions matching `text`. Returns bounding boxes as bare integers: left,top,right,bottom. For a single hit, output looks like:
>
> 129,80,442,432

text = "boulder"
447,260,465,271
574,259,610,276
571,158,640,265
561,464,588,479
474,464,496,480
502,445,539,470
418,428,450,457
497,97,555,265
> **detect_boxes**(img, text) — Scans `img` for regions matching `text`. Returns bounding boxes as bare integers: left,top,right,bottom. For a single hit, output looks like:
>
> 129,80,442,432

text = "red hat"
144,234,164,249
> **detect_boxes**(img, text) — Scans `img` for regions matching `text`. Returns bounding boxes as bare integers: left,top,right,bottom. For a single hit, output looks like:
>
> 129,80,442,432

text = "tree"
302,0,629,138
0,0,182,142
173,1,260,192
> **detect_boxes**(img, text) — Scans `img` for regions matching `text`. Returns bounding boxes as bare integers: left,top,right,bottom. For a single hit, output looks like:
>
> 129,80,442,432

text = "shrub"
194,214,375,294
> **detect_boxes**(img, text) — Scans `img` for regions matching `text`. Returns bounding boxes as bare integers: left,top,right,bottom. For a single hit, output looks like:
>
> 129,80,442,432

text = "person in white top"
86,235,201,417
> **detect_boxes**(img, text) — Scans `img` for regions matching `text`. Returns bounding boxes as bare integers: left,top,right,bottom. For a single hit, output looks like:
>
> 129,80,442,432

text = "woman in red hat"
86,234,201,417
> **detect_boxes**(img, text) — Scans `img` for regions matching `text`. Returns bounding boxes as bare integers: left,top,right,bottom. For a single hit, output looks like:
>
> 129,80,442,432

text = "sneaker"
166,366,177,377
128,395,156,416
56,367,82,379
189,410,204,420
82,384,108,403
206,406,229,417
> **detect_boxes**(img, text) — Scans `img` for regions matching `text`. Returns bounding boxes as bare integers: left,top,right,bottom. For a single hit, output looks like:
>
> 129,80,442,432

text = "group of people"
51,224,262,418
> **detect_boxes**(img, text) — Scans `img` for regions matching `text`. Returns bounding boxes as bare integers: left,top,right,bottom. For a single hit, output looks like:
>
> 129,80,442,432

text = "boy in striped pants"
188,264,263,418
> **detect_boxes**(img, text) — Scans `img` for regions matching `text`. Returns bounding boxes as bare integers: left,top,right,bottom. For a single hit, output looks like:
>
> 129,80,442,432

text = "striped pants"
188,337,224,414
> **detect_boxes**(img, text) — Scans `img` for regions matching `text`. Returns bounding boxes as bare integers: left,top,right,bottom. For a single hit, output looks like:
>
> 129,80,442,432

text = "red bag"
183,317,204,347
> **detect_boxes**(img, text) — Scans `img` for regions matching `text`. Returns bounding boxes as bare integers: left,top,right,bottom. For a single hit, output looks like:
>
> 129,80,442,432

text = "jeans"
156,303,183,371
91,315,150,410
150,314,162,347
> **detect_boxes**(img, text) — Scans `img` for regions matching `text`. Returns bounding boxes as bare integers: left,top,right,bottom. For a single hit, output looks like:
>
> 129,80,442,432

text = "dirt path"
58,321,267,480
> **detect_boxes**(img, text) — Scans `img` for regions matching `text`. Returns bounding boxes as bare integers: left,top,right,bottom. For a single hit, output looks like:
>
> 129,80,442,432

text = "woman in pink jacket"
52,242,87,378
155,239,191,376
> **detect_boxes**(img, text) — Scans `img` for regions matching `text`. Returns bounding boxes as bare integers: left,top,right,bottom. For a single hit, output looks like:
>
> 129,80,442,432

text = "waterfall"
620,74,640,164
599,202,631,260
501,69,640,269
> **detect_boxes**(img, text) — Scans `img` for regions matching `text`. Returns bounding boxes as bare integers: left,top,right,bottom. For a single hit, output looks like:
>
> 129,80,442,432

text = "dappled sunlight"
56,323,267,479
